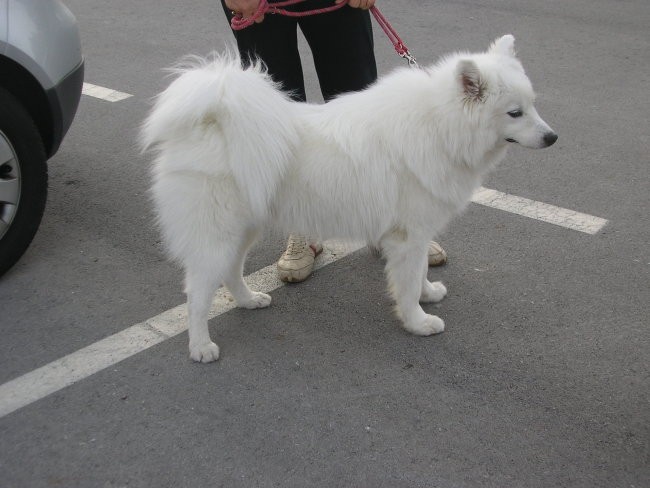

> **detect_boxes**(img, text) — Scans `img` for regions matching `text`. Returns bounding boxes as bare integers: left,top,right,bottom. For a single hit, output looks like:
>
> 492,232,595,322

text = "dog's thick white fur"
142,35,556,362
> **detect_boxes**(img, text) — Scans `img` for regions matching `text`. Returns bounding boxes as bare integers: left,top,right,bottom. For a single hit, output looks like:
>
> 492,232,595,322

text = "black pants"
221,1,378,101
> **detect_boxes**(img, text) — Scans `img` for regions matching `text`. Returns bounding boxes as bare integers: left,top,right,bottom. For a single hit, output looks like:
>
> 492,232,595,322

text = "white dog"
141,35,557,362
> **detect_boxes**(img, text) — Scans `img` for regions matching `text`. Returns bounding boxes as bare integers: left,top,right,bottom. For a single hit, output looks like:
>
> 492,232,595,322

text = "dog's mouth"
505,138,518,143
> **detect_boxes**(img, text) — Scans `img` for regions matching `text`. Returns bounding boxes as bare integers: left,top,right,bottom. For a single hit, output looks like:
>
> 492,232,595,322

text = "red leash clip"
369,5,418,67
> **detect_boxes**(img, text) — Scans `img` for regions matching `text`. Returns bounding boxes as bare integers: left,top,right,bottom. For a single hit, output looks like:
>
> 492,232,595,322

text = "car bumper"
45,57,84,157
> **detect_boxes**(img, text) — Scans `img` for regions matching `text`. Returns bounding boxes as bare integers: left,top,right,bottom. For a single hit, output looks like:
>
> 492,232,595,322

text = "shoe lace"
286,235,308,256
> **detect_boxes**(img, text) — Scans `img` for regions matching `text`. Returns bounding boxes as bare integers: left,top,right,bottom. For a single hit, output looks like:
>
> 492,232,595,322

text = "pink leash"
230,0,418,67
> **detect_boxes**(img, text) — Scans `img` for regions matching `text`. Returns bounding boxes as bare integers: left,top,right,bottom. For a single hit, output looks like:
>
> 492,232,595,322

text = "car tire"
0,86,48,277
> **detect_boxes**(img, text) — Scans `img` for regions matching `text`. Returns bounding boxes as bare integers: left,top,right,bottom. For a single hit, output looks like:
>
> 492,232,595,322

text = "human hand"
225,0,264,23
336,0,376,9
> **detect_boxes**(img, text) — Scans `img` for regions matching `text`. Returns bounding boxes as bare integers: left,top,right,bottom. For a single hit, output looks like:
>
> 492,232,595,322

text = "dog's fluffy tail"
141,53,299,220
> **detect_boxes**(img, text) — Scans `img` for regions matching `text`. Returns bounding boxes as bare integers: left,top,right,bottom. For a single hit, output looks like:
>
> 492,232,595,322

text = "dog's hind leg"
223,228,271,309
185,263,223,363
382,234,445,336
420,263,447,303
184,228,270,363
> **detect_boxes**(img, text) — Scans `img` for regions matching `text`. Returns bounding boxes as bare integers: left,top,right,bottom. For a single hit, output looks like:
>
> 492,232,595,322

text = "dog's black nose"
543,132,558,147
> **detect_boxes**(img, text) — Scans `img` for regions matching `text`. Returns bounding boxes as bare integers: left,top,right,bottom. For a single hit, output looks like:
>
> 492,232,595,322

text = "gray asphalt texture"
0,1,648,487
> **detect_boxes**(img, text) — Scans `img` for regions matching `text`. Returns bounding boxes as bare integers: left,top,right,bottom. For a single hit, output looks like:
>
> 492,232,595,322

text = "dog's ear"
490,34,516,57
457,59,485,102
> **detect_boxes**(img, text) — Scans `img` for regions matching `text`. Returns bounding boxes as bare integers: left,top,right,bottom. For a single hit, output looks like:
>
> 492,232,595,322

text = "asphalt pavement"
0,1,648,487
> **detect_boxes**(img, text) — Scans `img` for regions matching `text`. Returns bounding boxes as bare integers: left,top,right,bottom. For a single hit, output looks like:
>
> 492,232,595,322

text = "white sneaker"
428,241,447,266
277,235,323,283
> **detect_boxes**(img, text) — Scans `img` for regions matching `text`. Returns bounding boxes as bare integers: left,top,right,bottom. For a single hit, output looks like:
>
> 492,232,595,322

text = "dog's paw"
238,292,272,309
420,281,447,303
189,342,220,363
403,314,445,336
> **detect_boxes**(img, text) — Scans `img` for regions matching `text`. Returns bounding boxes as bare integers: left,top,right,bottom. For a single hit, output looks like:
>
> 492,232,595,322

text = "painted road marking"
0,185,607,418
472,187,608,234
0,188,608,418
82,83,132,102
0,241,363,419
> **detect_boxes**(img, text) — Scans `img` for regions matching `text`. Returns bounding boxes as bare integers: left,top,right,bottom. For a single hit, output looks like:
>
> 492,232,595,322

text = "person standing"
221,0,447,282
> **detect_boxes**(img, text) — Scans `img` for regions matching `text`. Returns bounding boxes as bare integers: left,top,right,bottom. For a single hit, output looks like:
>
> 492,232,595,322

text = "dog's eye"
507,109,523,118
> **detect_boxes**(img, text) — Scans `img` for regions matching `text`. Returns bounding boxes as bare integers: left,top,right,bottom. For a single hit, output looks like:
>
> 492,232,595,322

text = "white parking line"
472,187,608,234
0,241,363,419
0,187,608,418
82,83,132,102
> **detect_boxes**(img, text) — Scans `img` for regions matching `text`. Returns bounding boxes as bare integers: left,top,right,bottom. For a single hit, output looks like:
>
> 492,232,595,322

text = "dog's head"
456,35,557,149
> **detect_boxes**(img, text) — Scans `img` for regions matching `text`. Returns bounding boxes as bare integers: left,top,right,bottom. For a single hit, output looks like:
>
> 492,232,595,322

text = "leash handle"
230,1,418,67
231,0,348,30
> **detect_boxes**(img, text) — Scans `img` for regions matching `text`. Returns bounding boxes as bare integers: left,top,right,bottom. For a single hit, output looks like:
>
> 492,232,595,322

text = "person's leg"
276,4,380,283
221,2,316,283
298,4,377,101
300,6,448,267
221,1,307,100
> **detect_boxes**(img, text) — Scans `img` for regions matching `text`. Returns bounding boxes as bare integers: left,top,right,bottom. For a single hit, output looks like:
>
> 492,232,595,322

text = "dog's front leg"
383,236,445,336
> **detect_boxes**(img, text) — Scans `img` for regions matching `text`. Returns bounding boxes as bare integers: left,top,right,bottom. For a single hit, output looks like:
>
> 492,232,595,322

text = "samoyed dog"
142,35,556,363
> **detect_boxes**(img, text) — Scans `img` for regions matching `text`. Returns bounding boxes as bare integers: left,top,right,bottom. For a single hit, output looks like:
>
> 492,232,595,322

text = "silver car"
0,0,84,276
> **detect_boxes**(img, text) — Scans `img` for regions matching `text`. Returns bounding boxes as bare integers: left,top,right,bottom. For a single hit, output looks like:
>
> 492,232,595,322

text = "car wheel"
0,86,48,277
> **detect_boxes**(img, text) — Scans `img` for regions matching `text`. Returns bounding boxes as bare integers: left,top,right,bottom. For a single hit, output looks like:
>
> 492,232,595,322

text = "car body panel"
46,58,84,156
0,1,7,44
3,0,82,90
0,0,83,157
